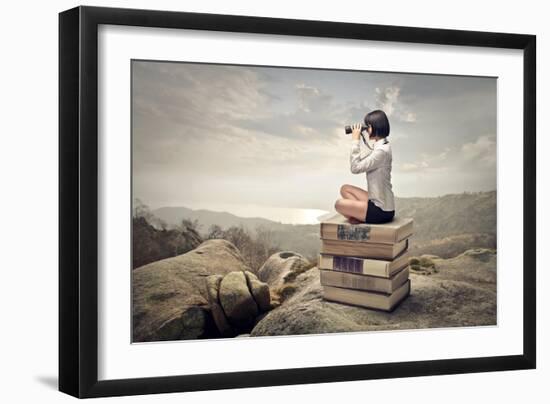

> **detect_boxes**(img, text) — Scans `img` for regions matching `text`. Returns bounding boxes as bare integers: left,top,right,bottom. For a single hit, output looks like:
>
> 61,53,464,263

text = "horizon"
139,189,497,210
132,61,497,213
136,189,497,225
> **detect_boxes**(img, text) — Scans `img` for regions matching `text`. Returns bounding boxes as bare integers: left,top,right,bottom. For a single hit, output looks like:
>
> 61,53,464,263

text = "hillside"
154,206,277,233
150,191,496,259
395,191,496,242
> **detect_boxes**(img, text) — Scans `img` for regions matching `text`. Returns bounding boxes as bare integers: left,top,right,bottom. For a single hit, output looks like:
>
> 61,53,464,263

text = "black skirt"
365,200,395,224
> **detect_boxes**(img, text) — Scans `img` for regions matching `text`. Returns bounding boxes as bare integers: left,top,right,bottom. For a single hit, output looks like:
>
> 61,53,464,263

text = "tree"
206,224,224,239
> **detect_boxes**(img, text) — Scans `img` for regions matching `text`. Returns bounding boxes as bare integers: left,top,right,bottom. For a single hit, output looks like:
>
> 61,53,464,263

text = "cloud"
375,86,400,116
133,62,278,127
400,161,429,172
374,85,417,123
296,83,329,112
398,147,450,173
131,61,288,170
132,62,348,182
132,61,497,208
461,135,496,166
403,112,417,123
398,134,496,176
234,83,343,141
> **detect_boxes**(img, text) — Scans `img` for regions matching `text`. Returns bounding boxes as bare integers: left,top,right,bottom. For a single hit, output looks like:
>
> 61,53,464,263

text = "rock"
257,251,313,305
140,304,213,341
461,248,496,262
206,271,272,335
269,300,281,310
205,275,236,337
244,271,271,312
251,249,497,336
420,254,441,260
132,239,248,342
257,251,311,289
155,313,186,341
430,248,496,288
219,271,259,326
410,233,496,259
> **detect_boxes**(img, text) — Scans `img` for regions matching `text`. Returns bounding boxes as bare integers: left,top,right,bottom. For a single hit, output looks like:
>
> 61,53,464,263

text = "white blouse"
350,137,395,212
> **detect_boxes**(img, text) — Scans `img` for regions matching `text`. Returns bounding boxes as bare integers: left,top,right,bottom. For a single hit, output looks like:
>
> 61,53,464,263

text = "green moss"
419,257,436,268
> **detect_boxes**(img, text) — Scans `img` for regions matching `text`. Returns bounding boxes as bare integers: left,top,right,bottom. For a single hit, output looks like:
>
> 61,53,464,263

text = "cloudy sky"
132,60,496,222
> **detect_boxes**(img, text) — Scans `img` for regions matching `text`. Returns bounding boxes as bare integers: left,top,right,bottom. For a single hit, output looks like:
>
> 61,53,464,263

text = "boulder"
205,274,236,337
244,271,271,312
428,248,496,288
257,251,311,289
132,239,247,342
219,271,259,326
154,305,213,340
251,249,497,336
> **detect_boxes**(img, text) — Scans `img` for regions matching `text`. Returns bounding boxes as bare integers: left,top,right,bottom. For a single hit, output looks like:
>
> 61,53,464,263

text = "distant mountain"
153,206,279,234
152,190,497,260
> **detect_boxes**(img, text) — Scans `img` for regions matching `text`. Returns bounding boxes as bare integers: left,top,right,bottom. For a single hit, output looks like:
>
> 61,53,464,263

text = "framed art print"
59,6,536,398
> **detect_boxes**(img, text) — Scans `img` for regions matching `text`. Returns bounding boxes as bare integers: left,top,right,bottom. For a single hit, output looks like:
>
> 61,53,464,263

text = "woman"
335,109,395,224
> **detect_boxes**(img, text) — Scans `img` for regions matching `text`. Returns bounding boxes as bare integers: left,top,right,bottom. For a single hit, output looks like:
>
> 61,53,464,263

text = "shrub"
206,224,281,273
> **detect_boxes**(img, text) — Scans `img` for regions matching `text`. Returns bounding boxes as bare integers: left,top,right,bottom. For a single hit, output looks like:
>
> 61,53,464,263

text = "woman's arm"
350,139,385,174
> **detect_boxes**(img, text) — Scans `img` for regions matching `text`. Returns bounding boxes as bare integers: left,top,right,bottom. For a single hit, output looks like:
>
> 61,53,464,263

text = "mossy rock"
419,256,436,268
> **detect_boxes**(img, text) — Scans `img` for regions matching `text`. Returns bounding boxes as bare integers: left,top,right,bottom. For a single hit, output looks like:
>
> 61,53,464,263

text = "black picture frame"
59,5,536,398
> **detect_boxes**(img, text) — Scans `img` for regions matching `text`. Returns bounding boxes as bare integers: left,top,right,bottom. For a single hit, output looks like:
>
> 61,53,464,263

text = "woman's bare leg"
340,184,369,202
335,198,368,223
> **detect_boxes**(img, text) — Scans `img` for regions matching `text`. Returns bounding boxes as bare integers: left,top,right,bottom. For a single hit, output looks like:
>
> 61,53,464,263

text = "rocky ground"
132,240,497,342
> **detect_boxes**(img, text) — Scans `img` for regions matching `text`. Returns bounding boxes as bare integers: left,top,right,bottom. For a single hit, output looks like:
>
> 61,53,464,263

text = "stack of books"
319,214,414,311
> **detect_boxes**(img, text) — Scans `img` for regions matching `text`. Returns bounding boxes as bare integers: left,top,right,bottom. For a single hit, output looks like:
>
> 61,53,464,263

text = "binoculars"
344,124,368,134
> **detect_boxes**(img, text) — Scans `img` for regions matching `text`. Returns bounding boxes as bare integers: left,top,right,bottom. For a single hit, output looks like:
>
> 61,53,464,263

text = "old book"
320,266,409,294
323,279,411,311
320,238,409,260
318,249,410,277
320,213,413,244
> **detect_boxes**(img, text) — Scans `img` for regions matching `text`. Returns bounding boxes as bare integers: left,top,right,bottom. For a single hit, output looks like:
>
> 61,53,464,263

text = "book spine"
321,223,399,243
322,286,391,311
320,240,398,260
333,255,365,274
318,254,333,270
362,258,389,277
337,224,399,243
320,270,393,293
319,254,389,277
336,223,373,241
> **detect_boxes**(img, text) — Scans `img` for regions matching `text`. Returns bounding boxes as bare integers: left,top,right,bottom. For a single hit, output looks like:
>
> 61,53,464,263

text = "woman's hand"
351,123,362,141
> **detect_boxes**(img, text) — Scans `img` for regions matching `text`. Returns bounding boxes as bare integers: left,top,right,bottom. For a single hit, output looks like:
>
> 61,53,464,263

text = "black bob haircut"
364,109,390,138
